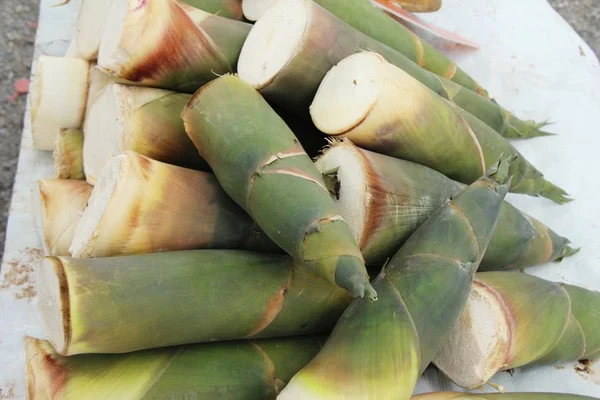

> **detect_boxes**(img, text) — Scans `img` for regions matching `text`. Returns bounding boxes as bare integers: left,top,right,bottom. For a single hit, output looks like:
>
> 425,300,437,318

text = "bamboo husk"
69,152,274,258
316,140,577,269
36,251,348,355
25,335,324,399
30,56,91,150
434,272,600,389
33,180,92,256
278,159,511,400
98,0,251,93
183,75,375,300
413,393,598,400
311,52,569,203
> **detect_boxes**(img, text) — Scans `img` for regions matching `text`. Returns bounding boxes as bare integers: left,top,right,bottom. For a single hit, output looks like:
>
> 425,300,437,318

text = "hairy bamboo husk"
25,335,324,399
239,0,549,139
30,56,91,150
70,152,274,258
98,0,250,93
316,140,577,269
413,393,598,400
279,160,511,400
34,180,92,256
36,251,348,355
391,0,441,12
83,83,207,184
183,75,375,300
311,52,569,203
53,129,85,180
434,272,600,389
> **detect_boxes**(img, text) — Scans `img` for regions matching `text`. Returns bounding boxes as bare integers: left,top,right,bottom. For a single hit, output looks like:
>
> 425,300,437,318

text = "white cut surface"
433,283,511,389
98,0,130,74
83,83,127,185
70,155,125,257
29,56,90,150
315,143,366,244
242,0,277,21
37,259,66,354
310,52,384,135
76,0,115,60
238,0,309,89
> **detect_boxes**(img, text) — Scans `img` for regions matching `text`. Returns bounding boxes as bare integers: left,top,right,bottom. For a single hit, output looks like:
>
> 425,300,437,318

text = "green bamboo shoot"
239,0,549,139
33,180,92,256
183,75,375,300
36,251,349,355
69,152,275,258
279,159,511,400
98,0,250,93
434,272,600,389
311,52,569,203
316,140,576,269
25,335,324,399
54,129,85,180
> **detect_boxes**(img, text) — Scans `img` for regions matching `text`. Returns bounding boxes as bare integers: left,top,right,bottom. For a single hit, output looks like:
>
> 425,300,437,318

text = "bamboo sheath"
311,52,569,203
278,160,511,400
53,129,85,180
183,75,375,299
316,140,576,269
25,335,324,400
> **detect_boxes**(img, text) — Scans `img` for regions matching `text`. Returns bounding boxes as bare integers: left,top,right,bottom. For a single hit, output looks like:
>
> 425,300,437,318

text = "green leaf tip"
556,245,581,261
540,181,573,204
506,118,556,139
487,155,517,186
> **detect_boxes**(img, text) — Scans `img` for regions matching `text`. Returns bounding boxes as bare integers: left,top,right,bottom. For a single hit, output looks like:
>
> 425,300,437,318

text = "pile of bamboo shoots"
24,0,598,399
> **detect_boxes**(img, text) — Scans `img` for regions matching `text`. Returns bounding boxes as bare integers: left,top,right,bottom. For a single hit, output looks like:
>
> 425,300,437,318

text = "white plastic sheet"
0,0,598,398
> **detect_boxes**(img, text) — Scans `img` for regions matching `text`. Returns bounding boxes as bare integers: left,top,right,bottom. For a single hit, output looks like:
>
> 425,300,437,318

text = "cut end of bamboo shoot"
238,0,309,89
70,155,124,257
30,56,90,150
98,0,133,75
75,0,115,60
241,0,276,21
34,179,93,256
433,281,510,389
310,52,384,135
37,258,69,355
314,140,367,244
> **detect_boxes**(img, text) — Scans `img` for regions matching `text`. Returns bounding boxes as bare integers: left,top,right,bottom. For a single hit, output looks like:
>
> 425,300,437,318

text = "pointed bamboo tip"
540,181,573,205
507,119,556,139
487,155,516,187
557,245,581,261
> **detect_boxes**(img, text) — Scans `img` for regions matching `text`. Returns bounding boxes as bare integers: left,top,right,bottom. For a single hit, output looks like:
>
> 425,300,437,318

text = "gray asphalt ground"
0,0,598,261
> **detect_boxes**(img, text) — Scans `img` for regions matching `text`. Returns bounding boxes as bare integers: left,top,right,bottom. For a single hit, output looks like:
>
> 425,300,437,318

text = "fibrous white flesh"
315,142,366,244
310,52,384,135
86,66,119,119
83,83,173,184
70,155,125,257
241,0,277,21
76,0,115,60
65,38,82,58
238,0,309,89
30,56,90,150
433,283,511,388
37,258,67,354
32,183,49,254
98,0,133,74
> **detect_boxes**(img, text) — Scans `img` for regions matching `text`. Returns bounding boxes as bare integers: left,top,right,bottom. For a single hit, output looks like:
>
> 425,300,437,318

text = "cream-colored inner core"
433,283,510,388
97,0,130,74
238,0,309,89
310,52,384,135
315,143,366,244
241,0,277,21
